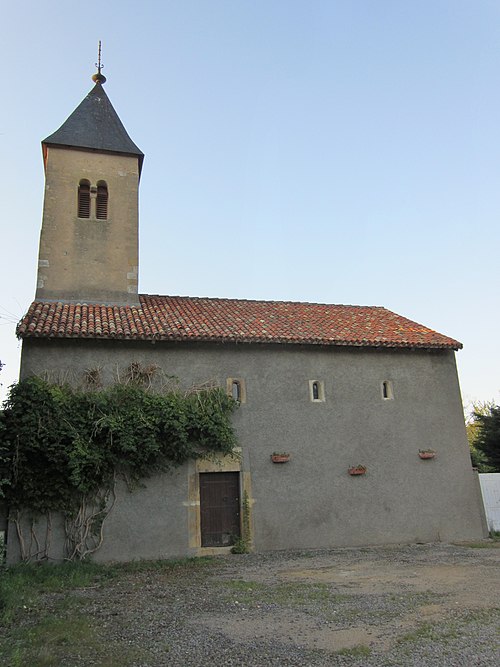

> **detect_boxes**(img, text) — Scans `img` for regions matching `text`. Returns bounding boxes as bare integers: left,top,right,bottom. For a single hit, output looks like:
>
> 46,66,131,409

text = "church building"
9,65,487,561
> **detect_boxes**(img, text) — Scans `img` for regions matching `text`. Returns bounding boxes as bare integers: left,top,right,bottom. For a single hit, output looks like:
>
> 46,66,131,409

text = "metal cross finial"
92,41,107,84
95,40,104,74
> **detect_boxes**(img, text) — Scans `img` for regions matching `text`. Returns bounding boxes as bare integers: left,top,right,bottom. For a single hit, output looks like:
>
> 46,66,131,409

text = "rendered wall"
9,338,487,562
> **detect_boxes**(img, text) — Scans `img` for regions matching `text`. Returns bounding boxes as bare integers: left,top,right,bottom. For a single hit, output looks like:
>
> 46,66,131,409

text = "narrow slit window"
232,380,241,402
382,380,394,400
227,378,246,403
309,380,325,402
96,181,108,219
77,180,90,218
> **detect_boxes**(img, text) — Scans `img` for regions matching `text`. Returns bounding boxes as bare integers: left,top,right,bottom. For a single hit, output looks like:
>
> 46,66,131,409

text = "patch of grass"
462,540,500,549
113,555,214,575
0,561,114,624
0,556,215,625
397,621,459,645
458,607,500,623
224,580,333,606
396,606,500,657
459,530,500,548
27,615,94,646
0,613,152,667
225,579,267,593
1,615,93,666
224,582,445,631
325,591,446,627
334,644,371,657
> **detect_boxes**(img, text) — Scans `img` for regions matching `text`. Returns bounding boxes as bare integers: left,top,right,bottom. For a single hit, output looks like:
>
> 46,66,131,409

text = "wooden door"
200,472,240,547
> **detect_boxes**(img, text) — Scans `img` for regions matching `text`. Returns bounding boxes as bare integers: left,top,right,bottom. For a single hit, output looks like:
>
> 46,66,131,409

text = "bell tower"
36,47,144,305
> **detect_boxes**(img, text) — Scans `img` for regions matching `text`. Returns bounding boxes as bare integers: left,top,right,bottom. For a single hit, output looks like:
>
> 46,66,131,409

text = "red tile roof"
16,294,462,350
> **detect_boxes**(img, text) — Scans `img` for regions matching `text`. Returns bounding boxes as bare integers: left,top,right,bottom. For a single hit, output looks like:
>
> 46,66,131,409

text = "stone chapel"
9,65,487,561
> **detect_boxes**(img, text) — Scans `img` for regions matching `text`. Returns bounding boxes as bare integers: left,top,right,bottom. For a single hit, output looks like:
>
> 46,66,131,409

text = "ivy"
0,375,238,560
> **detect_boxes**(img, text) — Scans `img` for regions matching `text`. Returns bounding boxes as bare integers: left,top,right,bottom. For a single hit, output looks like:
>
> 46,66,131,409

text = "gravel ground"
17,542,500,666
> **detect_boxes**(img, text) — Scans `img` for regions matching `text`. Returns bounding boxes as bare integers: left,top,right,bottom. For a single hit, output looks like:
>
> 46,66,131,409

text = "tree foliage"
473,403,500,472
465,401,496,472
0,375,238,560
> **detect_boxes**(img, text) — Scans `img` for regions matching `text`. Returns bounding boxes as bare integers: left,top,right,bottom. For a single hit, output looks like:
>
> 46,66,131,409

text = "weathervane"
92,41,107,84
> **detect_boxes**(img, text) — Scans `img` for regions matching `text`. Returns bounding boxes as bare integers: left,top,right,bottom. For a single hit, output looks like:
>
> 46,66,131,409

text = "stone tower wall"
36,146,140,304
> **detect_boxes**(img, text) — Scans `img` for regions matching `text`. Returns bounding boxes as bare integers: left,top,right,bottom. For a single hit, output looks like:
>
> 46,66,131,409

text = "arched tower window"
96,181,108,220
77,180,91,218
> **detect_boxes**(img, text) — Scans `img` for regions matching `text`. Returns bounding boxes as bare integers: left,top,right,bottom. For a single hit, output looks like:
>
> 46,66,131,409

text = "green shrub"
0,376,238,560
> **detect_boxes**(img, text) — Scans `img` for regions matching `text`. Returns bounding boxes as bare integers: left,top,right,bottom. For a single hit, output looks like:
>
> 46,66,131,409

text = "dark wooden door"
200,472,240,547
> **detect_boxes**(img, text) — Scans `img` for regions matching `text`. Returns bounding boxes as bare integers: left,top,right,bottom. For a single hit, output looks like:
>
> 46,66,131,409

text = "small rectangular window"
309,380,325,402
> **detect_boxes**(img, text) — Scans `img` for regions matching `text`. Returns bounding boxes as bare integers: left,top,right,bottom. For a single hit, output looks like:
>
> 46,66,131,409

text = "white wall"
478,474,500,531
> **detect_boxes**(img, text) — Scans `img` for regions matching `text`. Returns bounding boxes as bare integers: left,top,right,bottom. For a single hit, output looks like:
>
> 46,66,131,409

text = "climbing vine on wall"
0,373,238,561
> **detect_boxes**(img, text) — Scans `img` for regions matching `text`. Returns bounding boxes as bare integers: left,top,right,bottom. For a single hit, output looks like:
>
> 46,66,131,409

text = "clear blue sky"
1,0,499,408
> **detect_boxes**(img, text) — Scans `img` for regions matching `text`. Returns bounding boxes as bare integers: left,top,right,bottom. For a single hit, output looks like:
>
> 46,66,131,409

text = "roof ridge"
141,294,385,309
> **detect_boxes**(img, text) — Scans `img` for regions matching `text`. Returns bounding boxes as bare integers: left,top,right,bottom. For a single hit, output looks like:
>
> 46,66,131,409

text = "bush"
0,376,238,560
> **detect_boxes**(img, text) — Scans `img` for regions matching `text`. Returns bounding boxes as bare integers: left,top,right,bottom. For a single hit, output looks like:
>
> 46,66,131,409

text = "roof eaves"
17,328,462,350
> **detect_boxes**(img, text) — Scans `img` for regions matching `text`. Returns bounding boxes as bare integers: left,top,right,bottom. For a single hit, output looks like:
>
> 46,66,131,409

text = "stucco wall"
9,338,487,562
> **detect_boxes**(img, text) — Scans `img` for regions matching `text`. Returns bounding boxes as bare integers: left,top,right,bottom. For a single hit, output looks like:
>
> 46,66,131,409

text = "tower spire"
92,41,107,85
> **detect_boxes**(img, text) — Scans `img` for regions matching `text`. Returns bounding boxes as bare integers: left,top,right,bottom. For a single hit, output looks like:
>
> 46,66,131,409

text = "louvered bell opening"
96,183,108,220
78,182,91,218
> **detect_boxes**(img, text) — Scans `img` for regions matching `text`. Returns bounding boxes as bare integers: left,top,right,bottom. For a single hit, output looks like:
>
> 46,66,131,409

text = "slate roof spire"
42,43,144,173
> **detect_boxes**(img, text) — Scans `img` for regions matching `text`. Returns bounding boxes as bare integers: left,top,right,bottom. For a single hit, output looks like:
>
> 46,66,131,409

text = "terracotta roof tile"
16,295,462,350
